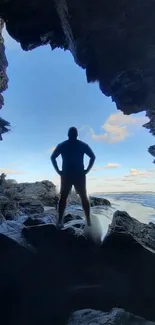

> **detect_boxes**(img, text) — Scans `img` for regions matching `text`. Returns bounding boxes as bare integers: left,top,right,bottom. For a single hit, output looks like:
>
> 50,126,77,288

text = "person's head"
68,127,78,140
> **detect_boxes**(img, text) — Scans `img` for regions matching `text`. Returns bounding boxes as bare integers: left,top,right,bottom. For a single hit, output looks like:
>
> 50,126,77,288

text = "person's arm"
84,144,96,174
51,145,62,175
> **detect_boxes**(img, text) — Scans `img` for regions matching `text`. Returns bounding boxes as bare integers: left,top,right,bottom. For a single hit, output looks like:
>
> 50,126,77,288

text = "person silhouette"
51,127,96,229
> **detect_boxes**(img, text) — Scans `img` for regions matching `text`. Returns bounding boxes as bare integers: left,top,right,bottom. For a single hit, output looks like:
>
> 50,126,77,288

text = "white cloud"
87,169,155,193
92,163,120,171
104,163,120,169
90,112,148,144
124,168,155,180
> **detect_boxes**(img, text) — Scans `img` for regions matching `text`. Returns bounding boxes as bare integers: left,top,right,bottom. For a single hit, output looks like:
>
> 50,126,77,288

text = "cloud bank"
90,112,148,144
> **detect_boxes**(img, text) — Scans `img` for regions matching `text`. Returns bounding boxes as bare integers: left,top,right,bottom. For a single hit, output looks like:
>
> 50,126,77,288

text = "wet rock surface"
9,180,57,205
0,179,111,222
18,198,44,215
0,207,154,324
108,210,155,251
68,309,155,325
90,196,111,207
0,180,58,220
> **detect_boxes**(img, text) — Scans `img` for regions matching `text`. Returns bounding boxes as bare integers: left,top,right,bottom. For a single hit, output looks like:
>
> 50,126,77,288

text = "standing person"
51,127,96,229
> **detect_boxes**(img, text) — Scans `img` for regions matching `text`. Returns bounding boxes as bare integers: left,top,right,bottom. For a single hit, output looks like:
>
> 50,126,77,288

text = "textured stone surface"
0,212,5,224
90,196,111,207
0,19,8,106
0,180,58,219
18,198,44,215
148,145,155,163
67,191,111,207
68,309,155,325
1,0,155,113
0,195,19,220
144,109,155,162
0,209,155,323
0,19,9,140
107,210,155,251
0,1,155,158
4,180,57,206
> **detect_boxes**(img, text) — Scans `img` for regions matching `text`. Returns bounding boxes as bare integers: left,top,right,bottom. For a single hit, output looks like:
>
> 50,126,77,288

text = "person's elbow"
92,153,96,162
50,153,55,163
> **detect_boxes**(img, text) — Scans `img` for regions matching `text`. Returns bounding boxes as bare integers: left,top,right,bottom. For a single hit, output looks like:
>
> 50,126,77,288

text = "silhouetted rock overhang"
0,0,155,160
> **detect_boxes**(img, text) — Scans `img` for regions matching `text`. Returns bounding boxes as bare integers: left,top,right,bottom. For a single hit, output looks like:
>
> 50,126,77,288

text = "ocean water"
101,192,155,210
67,192,155,238
93,192,155,236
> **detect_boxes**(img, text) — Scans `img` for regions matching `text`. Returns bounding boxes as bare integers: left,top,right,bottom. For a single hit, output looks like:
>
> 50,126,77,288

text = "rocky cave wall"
0,18,9,140
0,0,155,161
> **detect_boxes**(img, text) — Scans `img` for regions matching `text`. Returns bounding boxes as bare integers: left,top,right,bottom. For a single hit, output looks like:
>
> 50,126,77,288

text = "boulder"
4,180,58,207
0,212,57,248
0,195,9,207
23,217,45,227
67,192,111,207
64,214,74,223
90,196,111,207
0,213,5,224
0,217,34,247
64,214,83,224
0,233,36,325
108,210,155,251
0,180,59,220
68,309,155,325
19,198,44,215
0,210,155,324
5,179,17,185
21,211,155,322
0,195,19,220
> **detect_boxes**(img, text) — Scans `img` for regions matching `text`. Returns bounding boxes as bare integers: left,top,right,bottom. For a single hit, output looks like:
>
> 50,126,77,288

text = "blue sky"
1,29,155,192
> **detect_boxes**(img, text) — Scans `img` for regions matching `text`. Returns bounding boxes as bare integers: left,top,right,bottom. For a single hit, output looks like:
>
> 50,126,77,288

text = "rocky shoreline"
0,179,111,222
0,179,155,325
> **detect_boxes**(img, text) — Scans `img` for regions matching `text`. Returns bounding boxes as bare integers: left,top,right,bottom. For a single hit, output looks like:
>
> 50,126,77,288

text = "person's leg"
74,176,91,226
57,176,71,228
81,193,91,226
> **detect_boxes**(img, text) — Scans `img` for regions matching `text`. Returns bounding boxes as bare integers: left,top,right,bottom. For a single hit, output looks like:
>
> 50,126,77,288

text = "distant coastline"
92,191,155,195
